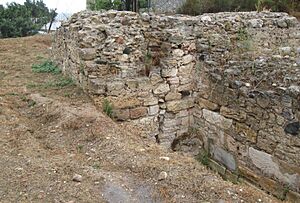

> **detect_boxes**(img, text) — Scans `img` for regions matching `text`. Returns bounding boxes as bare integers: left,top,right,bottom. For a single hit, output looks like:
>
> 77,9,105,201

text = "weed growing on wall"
102,99,113,118
196,149,210,166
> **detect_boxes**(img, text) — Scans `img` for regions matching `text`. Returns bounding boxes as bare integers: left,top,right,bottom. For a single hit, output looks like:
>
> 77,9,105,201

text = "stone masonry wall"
52,11,300,199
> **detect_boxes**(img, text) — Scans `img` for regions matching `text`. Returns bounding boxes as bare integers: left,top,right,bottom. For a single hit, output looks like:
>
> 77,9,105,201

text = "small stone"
200,16,212,22
279,47,292,55
173,49,184,57
72,174,82,182
148,105,160,116
165,92,181,101
277,19,288,28
159,156,170,161
248,19,263,28
158,171,168,181
182,54,193,65
153,83,170,95
284,122,300,135
161,68,178,77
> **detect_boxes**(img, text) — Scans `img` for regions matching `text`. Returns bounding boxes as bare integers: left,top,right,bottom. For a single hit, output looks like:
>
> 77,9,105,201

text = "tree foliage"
0,0,57,38
178,0,299,16
88,0,148,11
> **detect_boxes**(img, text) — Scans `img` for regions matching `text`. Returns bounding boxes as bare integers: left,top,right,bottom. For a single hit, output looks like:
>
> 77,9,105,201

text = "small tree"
0,0,56,38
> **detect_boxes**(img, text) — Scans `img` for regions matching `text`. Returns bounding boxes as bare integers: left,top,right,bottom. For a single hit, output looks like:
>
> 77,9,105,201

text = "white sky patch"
0,0,86,13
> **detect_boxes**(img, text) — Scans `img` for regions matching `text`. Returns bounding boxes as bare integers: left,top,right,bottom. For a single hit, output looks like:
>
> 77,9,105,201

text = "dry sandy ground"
0,35,282,203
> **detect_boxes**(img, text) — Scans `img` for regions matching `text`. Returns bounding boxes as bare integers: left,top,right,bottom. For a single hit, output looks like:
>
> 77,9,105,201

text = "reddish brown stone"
130,107,147,119
113,109,129,121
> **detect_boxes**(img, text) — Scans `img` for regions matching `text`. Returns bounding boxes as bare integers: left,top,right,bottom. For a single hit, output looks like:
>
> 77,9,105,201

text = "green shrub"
88,0,122,10
177,0,298,15
32,60,61,74
49,77,74,88
88,0,148,11
0,0,57,38
196,149,210,166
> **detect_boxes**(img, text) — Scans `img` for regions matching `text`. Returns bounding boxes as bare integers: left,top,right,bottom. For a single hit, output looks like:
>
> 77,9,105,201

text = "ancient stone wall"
52,11,300,199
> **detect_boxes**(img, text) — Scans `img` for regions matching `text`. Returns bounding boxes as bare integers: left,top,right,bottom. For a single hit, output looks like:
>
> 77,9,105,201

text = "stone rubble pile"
53,10,300,199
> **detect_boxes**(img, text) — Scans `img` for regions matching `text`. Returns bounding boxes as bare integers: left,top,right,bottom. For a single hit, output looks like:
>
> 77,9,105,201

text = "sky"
0,0,86,13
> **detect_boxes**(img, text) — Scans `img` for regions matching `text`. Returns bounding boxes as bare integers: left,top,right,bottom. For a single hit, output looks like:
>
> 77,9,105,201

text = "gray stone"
148,105,160,116
248,19,263,28
173,49,184,57
72,174,83,182
279,47,292,55
182,54,193,65
161,68,178,77
165,92,181,101
210,146,236,171
166,98,194,112
79,48,96,60
202,109,233,130
200,15,212,22
249,147,299,189
144,96,158,106
153,83,170,95
158,171,168,181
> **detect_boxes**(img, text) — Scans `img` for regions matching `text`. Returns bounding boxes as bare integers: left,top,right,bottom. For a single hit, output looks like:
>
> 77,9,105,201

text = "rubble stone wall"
52,11,300,198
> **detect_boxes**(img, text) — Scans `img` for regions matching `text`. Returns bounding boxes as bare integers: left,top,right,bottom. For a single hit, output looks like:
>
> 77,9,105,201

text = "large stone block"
161,68,178,77
107,81,124,95
238,165,260,184
130,107,148,119
286,190,300,203
220,106,246,122
153,83,170,95
208,159,226,175
210,145,237,171
197,98,219,111
165,92,181,101
79,48,97,60
113,109,129,121
202,109,233,130
109,96,142,109
166,98,194,112
249,147,300,191
143,96,158,106
258,176,286,199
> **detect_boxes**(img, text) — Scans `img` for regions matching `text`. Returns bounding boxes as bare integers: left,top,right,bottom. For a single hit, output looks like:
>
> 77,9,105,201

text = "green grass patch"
27,76,74,89
102,99,113,118
46,77,74,88
32,60,61,74
196,149,210,166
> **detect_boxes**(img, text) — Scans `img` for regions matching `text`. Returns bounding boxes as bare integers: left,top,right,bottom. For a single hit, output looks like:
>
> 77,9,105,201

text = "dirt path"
0,35,280,203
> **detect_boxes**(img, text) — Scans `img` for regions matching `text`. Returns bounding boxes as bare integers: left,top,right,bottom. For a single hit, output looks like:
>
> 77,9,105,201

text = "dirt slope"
0,35,280,203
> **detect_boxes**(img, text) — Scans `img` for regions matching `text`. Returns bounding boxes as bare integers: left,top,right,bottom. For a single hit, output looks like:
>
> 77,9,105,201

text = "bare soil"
0,35,281,203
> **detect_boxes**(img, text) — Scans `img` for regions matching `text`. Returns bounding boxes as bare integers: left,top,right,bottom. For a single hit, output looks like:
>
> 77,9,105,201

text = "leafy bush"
89,0,123,10
196,149,210,166
0,0,56,38
32,60,61,74
88,0,148,11
177,0,299,15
